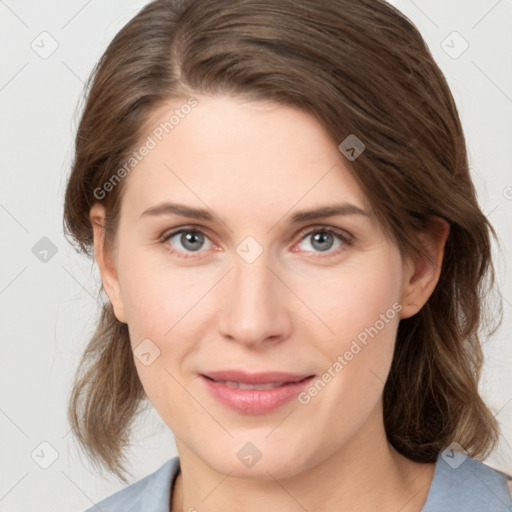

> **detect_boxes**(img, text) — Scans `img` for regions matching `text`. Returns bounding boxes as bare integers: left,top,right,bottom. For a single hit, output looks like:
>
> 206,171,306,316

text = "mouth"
199,371,316,414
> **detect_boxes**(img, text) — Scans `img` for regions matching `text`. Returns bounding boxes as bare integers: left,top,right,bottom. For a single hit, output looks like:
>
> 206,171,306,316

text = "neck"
171,406,435,512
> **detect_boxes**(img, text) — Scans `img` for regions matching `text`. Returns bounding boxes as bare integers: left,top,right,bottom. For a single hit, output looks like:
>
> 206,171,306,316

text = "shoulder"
422,449,512,511
82,456,180,512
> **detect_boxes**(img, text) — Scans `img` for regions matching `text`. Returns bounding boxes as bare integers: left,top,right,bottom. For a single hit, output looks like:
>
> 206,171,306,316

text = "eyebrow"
139,201,370,223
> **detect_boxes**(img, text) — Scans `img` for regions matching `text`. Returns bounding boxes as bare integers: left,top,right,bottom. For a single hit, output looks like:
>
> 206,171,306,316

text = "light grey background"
0,1,511,511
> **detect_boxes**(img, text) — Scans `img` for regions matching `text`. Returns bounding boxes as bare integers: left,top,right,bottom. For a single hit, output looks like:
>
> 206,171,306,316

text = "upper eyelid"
160,225,215,244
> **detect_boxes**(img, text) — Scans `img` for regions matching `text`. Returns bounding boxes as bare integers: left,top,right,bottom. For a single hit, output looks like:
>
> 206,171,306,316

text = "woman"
63,0,512,510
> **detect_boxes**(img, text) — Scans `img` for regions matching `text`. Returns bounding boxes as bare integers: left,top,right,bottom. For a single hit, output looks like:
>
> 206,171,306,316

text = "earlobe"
399,218,450,319
90,203,127,323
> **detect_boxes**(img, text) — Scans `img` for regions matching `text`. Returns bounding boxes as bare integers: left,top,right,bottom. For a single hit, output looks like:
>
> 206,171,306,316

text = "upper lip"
201,370,314,385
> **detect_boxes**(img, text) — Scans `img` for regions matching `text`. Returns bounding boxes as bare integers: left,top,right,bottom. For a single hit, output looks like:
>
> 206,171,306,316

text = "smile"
200,374,315,414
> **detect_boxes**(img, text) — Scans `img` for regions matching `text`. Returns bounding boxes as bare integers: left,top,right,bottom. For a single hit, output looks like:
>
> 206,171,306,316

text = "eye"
161,228,214,258
294,226,352,256
160,225,352,259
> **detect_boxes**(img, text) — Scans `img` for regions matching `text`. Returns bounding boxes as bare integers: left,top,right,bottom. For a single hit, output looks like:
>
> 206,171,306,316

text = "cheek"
295,246,404,345
116,242,195,340
299,249,403,402
118,262,197,413
116,248,212,384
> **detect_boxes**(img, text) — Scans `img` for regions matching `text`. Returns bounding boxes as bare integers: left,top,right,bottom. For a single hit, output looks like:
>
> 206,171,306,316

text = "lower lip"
201,375,315,415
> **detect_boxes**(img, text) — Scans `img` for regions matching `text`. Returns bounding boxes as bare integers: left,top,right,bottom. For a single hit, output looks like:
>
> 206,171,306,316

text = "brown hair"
64,0,502,482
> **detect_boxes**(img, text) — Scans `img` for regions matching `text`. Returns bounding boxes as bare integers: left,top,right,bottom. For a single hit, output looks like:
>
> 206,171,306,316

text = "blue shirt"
83,451,512,511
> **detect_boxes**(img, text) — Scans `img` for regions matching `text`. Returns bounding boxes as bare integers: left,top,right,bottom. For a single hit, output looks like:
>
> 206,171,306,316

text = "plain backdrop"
0,1,511,511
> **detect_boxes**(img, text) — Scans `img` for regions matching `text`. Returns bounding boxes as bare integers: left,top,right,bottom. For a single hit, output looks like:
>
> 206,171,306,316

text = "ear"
399,217,450,319
90,202,127,323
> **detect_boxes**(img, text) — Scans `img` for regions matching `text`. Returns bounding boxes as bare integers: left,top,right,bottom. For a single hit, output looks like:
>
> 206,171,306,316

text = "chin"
198,439,315,481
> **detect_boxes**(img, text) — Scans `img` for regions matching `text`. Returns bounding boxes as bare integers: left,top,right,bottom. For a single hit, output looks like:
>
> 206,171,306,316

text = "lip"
200,371,315,415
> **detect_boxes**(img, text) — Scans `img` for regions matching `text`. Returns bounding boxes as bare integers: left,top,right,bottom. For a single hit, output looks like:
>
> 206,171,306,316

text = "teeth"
217,380,286,390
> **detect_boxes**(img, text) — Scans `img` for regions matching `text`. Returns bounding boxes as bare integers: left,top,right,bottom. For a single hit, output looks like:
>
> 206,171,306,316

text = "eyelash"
158,225,353,260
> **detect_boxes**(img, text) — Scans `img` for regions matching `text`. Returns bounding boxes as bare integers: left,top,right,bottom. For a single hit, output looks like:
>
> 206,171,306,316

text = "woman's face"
93,94,437,479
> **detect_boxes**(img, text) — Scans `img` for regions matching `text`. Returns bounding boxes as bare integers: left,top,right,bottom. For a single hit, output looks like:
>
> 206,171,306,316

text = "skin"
90,94,449,512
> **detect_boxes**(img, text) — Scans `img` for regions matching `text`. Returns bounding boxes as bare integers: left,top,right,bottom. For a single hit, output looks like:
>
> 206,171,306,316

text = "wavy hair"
63,0,502,482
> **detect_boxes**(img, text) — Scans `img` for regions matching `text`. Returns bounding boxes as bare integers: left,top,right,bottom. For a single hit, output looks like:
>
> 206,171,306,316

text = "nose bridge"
233,254,274,304
217,249,289,345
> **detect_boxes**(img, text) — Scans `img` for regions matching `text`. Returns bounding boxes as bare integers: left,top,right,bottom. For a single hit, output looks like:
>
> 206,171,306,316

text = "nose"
217,254,292,348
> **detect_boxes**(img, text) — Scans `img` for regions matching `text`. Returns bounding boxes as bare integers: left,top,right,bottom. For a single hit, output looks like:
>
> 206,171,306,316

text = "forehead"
119,94,370,224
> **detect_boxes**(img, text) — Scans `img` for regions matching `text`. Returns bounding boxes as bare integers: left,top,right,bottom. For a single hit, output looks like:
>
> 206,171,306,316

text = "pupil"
182,231,203,251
